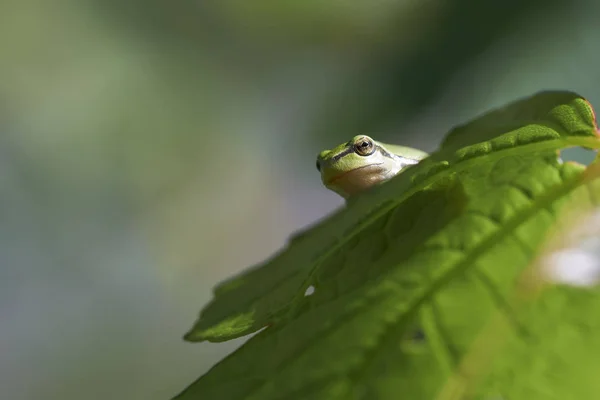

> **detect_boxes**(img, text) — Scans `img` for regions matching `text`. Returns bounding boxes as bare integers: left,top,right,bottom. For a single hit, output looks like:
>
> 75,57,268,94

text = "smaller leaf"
441,90,599,152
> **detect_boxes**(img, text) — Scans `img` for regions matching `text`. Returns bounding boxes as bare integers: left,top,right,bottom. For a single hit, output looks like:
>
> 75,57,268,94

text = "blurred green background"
2,0,599,399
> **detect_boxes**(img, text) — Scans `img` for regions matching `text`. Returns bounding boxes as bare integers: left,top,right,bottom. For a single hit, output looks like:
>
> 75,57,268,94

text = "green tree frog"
316,135,428,198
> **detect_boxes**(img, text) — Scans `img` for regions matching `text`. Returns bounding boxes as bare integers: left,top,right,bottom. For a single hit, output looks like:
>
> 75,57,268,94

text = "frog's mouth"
326,164,377,185
325,163,388,196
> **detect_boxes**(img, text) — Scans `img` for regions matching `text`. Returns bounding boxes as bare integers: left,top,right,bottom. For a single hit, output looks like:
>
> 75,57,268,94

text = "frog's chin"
324,163,390,197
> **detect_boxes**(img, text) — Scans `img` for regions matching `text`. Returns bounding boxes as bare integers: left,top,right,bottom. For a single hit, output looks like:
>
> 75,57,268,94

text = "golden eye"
354,137,375,156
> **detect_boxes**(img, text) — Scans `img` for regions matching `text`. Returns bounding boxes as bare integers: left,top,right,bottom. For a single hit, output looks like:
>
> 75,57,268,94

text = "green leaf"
176,91,600,399
185,91,599,344
440,90,598,151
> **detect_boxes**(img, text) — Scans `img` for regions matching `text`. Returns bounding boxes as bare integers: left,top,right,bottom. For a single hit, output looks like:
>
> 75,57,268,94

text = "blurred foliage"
1,0,600,399
95,0,572,144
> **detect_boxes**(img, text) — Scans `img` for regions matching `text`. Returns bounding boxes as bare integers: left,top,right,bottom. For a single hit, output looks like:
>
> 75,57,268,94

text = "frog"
316,135,429,198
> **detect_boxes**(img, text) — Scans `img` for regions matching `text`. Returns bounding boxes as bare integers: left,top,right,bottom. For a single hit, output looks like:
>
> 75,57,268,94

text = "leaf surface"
177,149,600,399
186,91,599,345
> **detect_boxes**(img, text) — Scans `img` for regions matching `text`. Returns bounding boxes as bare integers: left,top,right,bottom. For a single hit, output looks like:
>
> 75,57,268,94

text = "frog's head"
316,135,407,198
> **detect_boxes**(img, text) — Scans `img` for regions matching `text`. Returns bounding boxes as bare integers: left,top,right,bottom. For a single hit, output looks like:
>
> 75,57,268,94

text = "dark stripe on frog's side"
379,146,415,166
382,146,421,164
378,145,395,160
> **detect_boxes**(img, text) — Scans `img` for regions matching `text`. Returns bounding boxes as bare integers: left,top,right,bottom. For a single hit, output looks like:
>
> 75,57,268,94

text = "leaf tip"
183,330,205,343
182,310,259,343
580,96,600,136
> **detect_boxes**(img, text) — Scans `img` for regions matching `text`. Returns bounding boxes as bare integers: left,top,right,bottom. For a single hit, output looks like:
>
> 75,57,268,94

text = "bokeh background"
2,1,600,399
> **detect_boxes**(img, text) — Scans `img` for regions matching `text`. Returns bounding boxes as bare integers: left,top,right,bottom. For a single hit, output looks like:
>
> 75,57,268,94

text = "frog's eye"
316,159,321,171
354,137,375,156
